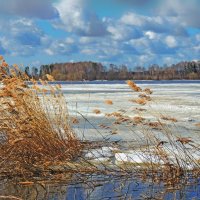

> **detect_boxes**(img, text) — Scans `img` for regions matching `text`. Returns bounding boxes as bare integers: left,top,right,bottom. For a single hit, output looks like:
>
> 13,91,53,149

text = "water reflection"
1,174,200,200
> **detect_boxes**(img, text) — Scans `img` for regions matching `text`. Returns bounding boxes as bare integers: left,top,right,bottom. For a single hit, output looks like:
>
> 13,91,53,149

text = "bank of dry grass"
0,57,82,178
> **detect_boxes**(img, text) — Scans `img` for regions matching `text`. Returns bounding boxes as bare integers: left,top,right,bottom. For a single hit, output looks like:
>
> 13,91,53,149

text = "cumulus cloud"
0,0,59,19
1,0,200,67
120,0,200,29
45,38,78,56
165,36,177,48
120,12,187,36
0,36,38,57
107,23,142,41
145,31,158,39
0,18,50,57
158,0,200,28
55,0,108,36
4,18,45,48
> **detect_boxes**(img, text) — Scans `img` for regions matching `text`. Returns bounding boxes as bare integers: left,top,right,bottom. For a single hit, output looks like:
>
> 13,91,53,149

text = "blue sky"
0,0,200,68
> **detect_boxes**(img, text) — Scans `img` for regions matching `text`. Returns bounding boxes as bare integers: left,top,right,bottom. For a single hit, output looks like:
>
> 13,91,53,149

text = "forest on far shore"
26,60,200,81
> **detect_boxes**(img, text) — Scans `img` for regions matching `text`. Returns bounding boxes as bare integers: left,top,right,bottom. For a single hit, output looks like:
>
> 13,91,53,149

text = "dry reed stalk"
105,112,123,118
130,98,147,105
138,94,151,101
93,109,101,114
70,117,79,124
122,79,200,182
0,196,22,200
126,80,142,92
104,100,113,105
161,116,178,122
195,123,200,127
146,121,165,129
143,88,153,94
133,116,145,124
0,57,82,178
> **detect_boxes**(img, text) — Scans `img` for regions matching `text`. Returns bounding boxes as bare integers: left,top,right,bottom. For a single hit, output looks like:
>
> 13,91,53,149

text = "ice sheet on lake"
85,144,200,170
41,82,200,143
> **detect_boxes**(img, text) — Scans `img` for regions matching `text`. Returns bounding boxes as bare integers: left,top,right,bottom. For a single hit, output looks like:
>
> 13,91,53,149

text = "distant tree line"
25,60,200,81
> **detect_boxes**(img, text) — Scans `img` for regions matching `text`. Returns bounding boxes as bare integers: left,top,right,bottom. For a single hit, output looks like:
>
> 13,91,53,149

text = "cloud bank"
0,0,200,66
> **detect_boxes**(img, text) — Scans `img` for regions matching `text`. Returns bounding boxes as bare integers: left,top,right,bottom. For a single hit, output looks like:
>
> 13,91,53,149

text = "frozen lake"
57,80,200,142
1,80,200,200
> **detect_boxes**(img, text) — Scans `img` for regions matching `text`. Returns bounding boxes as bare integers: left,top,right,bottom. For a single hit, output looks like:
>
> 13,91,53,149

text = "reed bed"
88,80,200,188
0,57,82,178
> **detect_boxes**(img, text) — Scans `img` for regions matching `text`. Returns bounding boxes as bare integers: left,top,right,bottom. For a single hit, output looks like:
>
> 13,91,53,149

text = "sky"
0,0,200,68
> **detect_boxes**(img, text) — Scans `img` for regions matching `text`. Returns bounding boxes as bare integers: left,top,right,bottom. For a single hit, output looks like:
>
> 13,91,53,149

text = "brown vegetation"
161,116,178,122
93,109,101,114
0,57,81,178
126,80,142,92
195,123,200,127
143,88,153,95
133,116,145,124
130,98,147,105
104,100,113,105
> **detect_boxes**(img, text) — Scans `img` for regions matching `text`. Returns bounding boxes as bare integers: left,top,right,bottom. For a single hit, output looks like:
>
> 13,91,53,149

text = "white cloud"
1,0,200,67
120,12,145,26
44,49,54,56
165,36,177,48
81,48,96,55
55,0,107,36
120,11,188,36
107,23,141,41
0,17,51,57
79,37,96,44
144,31,158,39
120,12,164,29
44,39,78,56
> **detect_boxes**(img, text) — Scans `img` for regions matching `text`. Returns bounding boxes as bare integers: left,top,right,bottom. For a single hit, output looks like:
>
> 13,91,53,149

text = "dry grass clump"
127,80,142,92
46,74,55,81
104,100,113,105
70,117,79,124
93,109,101,114
161,115,178,122
98,124,110,129
143,88,153,95
133,116,145,124
146,121,165,129
195,123,200,127
126,81,153,105
105,112,123,118
176,137,193,144
130,98,147,105
0,57,81,178
114,116,130,125
139,94,151,101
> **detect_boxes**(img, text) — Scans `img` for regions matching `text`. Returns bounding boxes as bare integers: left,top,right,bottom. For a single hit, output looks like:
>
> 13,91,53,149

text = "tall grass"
87,80,200,187
0,57,81,178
